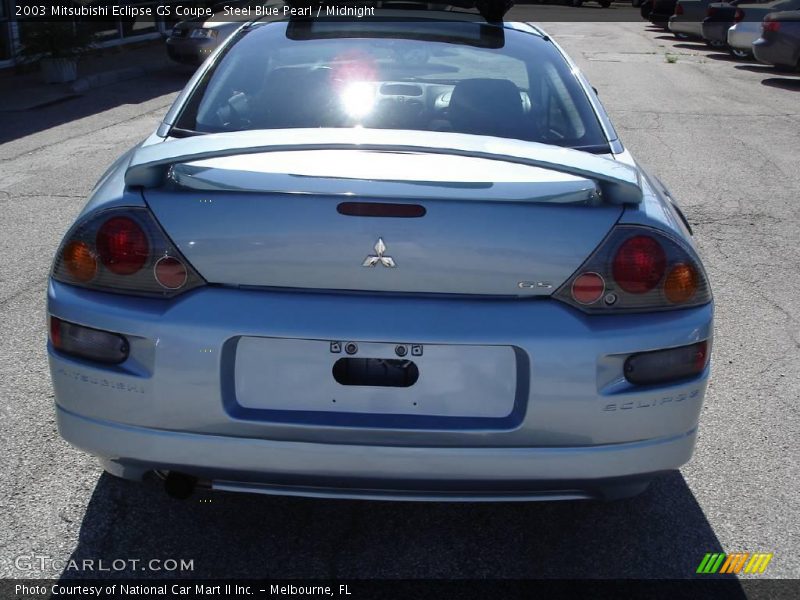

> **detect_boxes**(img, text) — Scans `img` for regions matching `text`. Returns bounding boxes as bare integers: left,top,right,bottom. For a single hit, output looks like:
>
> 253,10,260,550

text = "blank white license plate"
233,337,517,418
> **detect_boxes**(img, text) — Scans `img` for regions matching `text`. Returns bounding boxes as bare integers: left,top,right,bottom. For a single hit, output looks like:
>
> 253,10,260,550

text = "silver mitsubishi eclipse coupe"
47,0,713,502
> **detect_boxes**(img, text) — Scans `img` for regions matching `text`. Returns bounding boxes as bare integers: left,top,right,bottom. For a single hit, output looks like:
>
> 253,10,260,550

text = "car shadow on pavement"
57,470,747,586
761,77,800,91
705,52,753,64
0,68,189,145
734,64,778,74
670,42,712,52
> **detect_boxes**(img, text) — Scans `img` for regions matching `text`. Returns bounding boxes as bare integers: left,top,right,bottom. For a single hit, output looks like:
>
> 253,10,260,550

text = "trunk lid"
144,149,623,297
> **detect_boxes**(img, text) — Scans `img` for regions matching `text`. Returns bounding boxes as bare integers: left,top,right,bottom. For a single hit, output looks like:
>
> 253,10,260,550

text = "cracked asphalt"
0,13,798,584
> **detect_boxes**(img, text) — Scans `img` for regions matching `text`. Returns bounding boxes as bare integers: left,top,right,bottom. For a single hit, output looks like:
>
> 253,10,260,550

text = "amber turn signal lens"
63,241,97,282
664,263,698,303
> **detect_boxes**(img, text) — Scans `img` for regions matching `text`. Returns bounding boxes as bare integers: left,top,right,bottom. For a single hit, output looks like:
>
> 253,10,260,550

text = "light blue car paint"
48,15,713,501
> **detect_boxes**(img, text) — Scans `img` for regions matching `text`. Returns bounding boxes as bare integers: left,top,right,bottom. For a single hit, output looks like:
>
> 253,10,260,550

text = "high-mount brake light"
554,225,712,314
52,208,204,297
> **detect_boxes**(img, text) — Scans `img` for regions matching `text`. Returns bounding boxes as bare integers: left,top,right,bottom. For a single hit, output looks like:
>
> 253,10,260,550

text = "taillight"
734,8,744,22
96,216,148,275
52,208,203,297
675,3,684,16
762,20,780,33
707,6,716,17
555,225,712,314
49,316,129,364
612,235,666,294
624,341,709,385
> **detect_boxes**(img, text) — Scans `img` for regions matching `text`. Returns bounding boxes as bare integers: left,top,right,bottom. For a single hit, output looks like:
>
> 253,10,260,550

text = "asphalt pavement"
0,9,798,584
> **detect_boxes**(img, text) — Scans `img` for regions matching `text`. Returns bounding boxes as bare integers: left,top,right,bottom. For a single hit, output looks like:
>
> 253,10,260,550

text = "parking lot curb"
70,65,152,93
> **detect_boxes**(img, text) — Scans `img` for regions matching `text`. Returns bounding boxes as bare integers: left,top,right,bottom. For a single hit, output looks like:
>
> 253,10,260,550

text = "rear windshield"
174,19,610,151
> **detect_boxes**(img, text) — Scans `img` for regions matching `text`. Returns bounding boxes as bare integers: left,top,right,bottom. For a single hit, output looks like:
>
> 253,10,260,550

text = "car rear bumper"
48,281,712,500
669,17,704,38
728,23,759,51
753,36,800,68
702,20,733,44
649,11,675,25
58,405,695,501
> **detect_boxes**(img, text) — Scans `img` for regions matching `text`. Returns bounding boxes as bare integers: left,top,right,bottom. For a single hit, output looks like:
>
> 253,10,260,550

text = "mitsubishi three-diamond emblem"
362,238,396,268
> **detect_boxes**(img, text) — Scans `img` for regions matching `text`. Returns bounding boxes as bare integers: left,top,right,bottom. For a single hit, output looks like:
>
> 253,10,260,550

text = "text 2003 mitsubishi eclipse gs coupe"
47,0,713,502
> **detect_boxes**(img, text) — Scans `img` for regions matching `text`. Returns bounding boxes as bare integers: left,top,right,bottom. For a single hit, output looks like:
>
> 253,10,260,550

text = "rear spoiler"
125,129,642,204
284,1,515,23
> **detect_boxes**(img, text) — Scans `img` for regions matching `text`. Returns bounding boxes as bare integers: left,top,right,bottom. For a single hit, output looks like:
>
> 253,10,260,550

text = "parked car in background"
728,0,800,58
649,0,680,25
167,0,278,65
670,0,717,40
702,0,771,52
753,9,800,68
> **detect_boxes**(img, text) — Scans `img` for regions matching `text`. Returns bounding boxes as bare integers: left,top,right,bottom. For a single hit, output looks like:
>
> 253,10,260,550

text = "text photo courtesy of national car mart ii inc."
15,2,377,20
14,583,355,597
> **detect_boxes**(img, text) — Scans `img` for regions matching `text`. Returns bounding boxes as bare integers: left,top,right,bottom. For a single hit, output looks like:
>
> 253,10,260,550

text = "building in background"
0,1,192,70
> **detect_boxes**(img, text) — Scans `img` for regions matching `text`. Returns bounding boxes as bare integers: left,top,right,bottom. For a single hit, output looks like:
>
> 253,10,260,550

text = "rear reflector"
49,316,129,364
624,341,708,386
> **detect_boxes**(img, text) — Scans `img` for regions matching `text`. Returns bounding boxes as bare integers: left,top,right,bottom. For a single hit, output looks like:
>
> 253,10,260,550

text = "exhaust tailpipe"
164,472,197,500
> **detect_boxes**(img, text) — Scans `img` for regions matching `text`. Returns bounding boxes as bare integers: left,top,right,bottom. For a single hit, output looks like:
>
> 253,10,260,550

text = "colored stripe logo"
696,552,773,574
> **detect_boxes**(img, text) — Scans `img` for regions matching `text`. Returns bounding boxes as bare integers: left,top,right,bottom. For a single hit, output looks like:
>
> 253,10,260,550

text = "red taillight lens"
762,20,780,33
571,272,605,305
676,4,684,16
707,6,716,17
735,8,744,22
612,235,666,294
96,217,149,275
